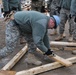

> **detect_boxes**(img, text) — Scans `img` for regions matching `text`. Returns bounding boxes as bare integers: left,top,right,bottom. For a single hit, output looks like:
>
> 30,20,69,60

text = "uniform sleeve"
60,0,63,7
43,31,50,49
18,0,22,11
32,20,49,53
70,0,76,16
2,0,9,12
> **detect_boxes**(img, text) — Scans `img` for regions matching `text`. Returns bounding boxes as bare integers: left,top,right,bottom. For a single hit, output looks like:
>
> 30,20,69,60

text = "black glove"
44,49,54,56
3,11,10,17
12,7,17,11
69,14,76,23
69,14,72,19
74,17,76,23
56,6,61,14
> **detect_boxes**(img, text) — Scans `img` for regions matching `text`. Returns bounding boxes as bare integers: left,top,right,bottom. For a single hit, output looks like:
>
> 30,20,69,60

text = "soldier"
0,11,60,65
55,0,72,41
31,0,43,11
2,0,21,17
49,0,61,16
49,0,61,35
2,0,26,44
70,0,76,54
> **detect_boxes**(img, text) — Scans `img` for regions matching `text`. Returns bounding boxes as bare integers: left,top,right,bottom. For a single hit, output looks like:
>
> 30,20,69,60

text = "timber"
37,48,72,67
49,54,72,67
1,44,28,70
0,56,75,75
64,47,76,50
50,41,76,47
15,56,76,75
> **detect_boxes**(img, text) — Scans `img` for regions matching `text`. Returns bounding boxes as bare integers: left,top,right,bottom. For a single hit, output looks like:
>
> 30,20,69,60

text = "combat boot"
68,35,73,42
55,34,63,41
63,32,66,38
25,53,42,66
20,37,26,44
50,29,57,35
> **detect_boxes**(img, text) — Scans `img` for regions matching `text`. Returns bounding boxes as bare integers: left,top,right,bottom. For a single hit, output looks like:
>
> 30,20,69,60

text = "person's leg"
20,34,26,44
55,8,67,41
24,34,42,65
72,17,76,40
0,20,20,58
68,16,74,41
49,9,58,35
71,16,76,54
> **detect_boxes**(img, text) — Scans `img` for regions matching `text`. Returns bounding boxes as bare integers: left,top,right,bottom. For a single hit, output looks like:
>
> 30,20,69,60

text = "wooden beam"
0,70,16,75
49,54,72,67
50,41,76,47
64,47,76,50
37,48,72,67
1,44,28,70
0,56,76,75
51,47,76,51
16,56,76,75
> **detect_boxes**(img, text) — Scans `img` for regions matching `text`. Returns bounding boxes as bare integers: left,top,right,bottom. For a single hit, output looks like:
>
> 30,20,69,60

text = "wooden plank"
0,56,76,75
1,44,28,70
64,47,76,50
15,56,76,75
49,54,72,67
51,47,76,51
0,70,16,75
50,41,76,47
37,48,72,67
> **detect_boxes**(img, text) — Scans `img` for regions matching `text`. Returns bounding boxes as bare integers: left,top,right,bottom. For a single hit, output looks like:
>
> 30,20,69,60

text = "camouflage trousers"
0,20,36,58
70,16,76,40
50,8,59,16
59,8,73,35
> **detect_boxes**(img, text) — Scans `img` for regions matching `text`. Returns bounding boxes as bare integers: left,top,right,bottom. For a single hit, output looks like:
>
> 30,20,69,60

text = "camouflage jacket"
70,0,76,16
2,0,21,12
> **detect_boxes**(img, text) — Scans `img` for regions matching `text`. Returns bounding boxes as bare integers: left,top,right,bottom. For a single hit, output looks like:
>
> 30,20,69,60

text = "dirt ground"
0,19,76,75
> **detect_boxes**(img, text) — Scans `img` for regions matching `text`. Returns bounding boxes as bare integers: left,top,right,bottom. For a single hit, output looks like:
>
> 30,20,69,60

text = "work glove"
69,14,76,23
44,49,55,56
12,7,17,11
56,6,61,14
69,14,72,19
3,11,10,17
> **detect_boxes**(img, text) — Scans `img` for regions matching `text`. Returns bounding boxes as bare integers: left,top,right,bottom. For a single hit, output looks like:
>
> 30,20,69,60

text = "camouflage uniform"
55,0,72,41
2,0,21,18
70,0,76,40
0,20,36,58
70,0,76,54
2,0,25,44
2,0,21,12
59,8,71,34
0,11,51,58
48,0,61,35
59,0,72,35
31,0,43,11
0,21,20,58
49,0,61,16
